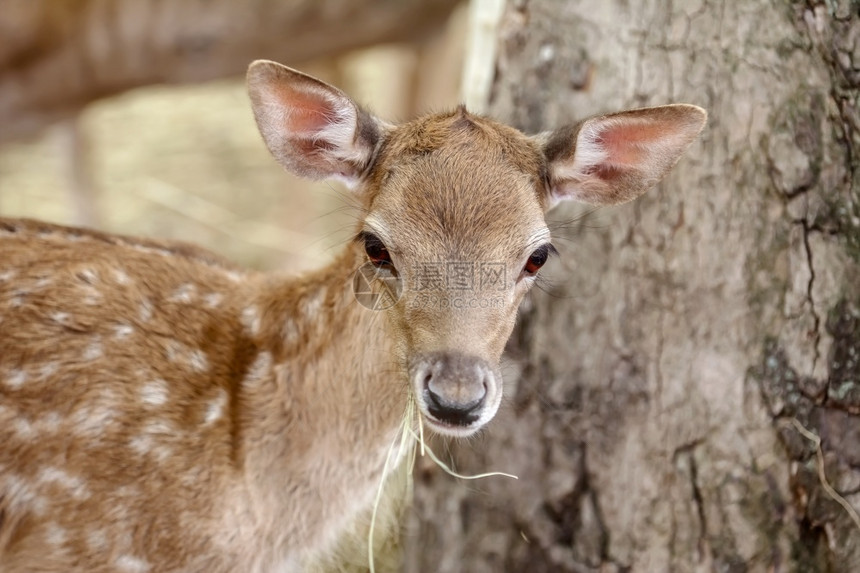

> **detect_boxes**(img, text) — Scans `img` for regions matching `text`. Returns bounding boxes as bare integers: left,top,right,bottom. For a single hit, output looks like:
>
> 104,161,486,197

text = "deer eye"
361,233,392,267
523,244,555,276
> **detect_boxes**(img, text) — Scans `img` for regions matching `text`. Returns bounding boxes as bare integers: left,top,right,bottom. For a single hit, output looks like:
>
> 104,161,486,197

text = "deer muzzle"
410,351,501,437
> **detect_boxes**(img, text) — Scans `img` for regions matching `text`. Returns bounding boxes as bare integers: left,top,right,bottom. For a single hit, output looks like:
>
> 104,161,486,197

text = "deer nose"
418,353,489,427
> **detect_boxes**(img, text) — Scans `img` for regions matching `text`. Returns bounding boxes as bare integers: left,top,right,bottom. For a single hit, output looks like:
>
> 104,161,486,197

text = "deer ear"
540,104,706,208
247,60,386,188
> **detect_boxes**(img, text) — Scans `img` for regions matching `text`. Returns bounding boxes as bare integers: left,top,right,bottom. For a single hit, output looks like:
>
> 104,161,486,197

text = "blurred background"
0,0,472,273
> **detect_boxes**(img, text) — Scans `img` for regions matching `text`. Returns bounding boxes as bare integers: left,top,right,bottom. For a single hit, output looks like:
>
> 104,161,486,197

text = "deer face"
356,112,551,435
247,60,706,437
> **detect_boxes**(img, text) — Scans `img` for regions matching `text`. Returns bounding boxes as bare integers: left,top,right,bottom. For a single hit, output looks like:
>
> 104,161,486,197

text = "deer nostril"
414,353,494,427
424,376,486,427
426,385,483,418
426,385,443,409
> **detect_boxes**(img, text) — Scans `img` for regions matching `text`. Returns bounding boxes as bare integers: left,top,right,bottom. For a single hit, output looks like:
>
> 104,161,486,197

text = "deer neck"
232,245,408,547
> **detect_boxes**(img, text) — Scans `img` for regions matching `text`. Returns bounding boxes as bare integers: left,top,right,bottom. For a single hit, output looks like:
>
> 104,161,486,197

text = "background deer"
0,60,705,572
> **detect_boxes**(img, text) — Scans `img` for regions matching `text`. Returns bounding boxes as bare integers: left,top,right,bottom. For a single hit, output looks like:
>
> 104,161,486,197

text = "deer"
0,59,706,572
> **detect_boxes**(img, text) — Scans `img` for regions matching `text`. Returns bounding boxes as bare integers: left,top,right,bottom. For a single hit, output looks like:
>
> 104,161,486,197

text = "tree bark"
0,0,459,143
409,1,860,571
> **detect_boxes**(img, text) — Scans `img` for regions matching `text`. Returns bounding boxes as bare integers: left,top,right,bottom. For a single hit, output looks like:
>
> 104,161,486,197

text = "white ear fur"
543,104,707,208
246,60,386,188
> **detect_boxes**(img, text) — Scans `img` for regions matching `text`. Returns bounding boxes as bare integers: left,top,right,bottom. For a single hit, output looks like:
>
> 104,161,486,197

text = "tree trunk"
409,1,860,571
0,0,459,143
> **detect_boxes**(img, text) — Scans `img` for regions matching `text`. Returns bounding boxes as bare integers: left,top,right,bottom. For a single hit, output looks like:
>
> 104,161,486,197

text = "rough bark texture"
0,0,459,143
408,2,860,572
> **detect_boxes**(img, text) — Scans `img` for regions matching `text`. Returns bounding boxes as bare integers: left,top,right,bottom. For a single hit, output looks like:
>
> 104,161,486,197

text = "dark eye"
523,244,554,275
362,233,392,267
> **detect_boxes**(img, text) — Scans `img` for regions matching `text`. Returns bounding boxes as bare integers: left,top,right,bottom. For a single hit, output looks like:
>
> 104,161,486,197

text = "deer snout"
411,352,501,437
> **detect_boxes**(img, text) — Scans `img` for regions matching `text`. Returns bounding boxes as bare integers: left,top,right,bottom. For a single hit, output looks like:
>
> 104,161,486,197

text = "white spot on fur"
166,341,182,363
30,493,49,515
8,412,48,438
45,523,68,547
130,434,154,456
132,244,172,258
241,306,261,336
51,312,70,324
204,390,228,425
14,417,35,438
141,379,168,406
190,350,209,373
113,268,131,284
78,268,99,284
71,394,118,439
38,467,90,500
114,323,134,339
2,474,46,515
0,473,45,518
84,338,103,360
116,555,151,573
204,292,223,308
147,419,173,436
39,362,58,379
130,421,174,461
4,368,27,389
33,277,52,289
40,411,62,432
168,283,196,303
0,270,17,282
87,529,109,552
242,352,273,389
303,289,325,318
224,270,243,283
284,318,299,345
166,341,208,372
81,285,103,305
139,299,154,322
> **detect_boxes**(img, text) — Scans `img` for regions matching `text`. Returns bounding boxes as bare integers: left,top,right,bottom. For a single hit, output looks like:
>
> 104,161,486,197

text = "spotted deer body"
0,61,705,572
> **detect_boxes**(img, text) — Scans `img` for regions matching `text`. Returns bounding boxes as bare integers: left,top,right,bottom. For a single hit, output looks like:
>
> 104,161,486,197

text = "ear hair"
246,60,387,188
540,104,707,208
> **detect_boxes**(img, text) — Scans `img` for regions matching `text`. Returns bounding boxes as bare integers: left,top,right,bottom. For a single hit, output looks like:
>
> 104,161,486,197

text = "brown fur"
0,61,705,572
0,219,401,571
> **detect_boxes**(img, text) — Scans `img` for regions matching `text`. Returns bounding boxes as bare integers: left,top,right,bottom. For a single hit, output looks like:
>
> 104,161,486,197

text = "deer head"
247,61,706,437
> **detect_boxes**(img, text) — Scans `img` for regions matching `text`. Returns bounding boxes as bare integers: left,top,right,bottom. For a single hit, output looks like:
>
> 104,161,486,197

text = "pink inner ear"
273,85,337,136
597,120,676,169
